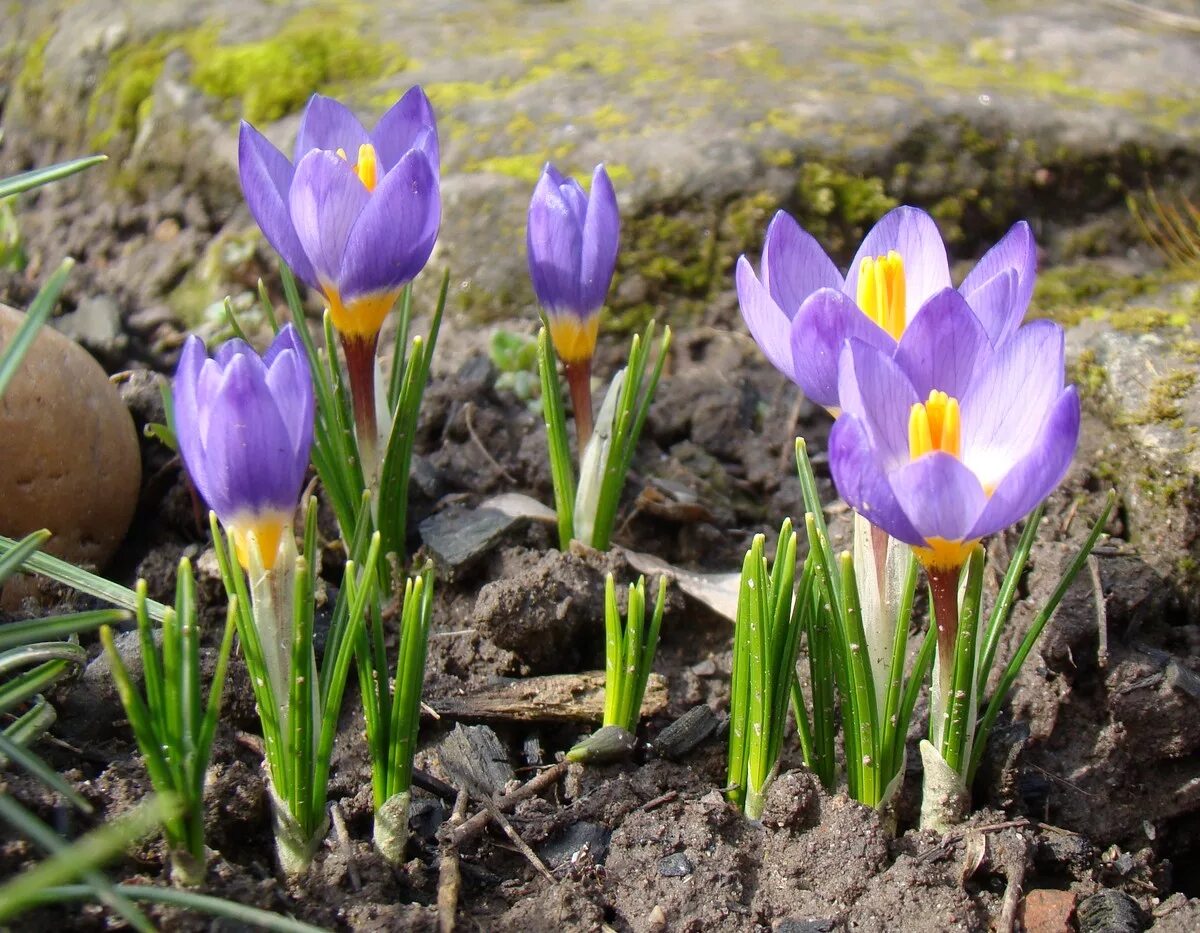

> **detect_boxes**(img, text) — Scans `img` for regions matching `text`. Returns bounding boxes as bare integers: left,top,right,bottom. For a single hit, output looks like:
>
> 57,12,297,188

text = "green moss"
15,29,52,99
1117,371,1197,429
192,12,405,123
790,162,897,254
1033,262,1158,311
87,32,194,148
1069,349,1109,401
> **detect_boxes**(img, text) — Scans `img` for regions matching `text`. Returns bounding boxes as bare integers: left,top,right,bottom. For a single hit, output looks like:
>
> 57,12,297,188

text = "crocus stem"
564,359,593,453
927,565,960,719
341,333,380,481
870,524,890,595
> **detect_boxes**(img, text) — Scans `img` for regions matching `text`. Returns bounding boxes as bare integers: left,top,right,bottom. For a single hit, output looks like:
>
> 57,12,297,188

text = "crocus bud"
526,163,619,365
173,325,314,569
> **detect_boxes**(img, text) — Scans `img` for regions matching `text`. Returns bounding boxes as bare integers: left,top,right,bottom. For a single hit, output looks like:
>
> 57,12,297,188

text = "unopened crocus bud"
526,163,619,366
173,325,314,569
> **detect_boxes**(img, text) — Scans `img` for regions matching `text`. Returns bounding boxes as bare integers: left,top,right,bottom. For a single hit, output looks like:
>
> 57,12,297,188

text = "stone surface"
1020,889,1077,933
0,302,141,573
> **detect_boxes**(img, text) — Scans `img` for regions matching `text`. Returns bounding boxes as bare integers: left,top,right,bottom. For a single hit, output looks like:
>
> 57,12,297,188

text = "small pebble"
657,852,693,877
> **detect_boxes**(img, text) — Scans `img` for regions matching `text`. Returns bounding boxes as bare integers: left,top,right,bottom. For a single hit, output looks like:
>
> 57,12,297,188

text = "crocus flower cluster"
738,206,1077,570
239,89,441,346
173,324,314,569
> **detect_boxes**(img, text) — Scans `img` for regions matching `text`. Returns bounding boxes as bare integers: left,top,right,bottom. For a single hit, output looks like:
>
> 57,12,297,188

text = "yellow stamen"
908,390,961,460
323,287,398,340
856,250,906,340
229,514,288,571
547,314,601,365
335,144,379,192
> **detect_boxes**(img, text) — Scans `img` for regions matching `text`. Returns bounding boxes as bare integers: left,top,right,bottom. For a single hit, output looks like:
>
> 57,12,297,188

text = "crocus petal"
263,325,315,460
294,94,370,163
837,338,918,470
759,210,843,318
894,287,992,401
891,452,988,543
961,320,1065,489
172,336,209,495
844,206,952,320
339,149,440,301
960,220,1036,341
558,178,589,228
527,166,585,312
968,387,1080,539
202,354,301,519
214,338,255,367
962,268,1018,346
790,288,895,409
736,256,793,379
578,165,619,312
289,150,370,290
829,413,923,545
238,122,315,287
372,86,439,175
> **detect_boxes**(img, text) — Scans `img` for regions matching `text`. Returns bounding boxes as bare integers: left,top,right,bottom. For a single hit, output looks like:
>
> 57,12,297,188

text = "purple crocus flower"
828,306,1079,572
238,88,441,342
736,206,1036,409
174,325,314,569
527,163,619,365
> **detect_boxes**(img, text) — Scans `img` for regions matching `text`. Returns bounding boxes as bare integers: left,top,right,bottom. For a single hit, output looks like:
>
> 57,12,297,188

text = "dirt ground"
2,315,1200,932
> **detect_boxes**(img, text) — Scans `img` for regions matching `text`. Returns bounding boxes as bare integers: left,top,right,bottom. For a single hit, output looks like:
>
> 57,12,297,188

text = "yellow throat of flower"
324,288,397,340
547,314,601,365
856,251,906,340
908,389,961,460
337,143,378,192
229,513,288,571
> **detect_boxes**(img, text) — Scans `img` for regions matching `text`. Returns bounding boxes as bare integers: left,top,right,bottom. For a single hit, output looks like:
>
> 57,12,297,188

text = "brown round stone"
0,302,141,574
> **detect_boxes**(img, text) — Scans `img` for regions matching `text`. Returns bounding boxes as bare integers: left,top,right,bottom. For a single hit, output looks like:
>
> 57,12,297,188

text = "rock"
1021,890,1077,933
657,852,693,877
51,293,127,364
0,302,141,578
537,821,611,869
651,704,723,760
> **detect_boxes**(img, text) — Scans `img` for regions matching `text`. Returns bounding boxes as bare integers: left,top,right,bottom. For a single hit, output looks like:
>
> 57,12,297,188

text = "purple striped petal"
960,220,1036,342
844,206,952,321
790,288,896,409
969,387,1080,539
837,338,917,470
759,210,843,318
201,354,300,519
288,150,370,291
527,166,585,313
238,122,315,287
372,86,439,175
961,320,1065,492
894,288,992,401
961,268,1018,346
294,94,370,163
578,165,619,312
263,325,314,461
339,149,440,301
736,256,793,379
829,413,923,545
172,336,208,496
891,452,988,543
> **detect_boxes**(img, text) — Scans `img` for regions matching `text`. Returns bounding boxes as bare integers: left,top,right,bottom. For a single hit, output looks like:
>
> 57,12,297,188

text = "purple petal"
844,206,951,321
527,166,585,312
372,86,439,176
962,268,1018,346
262,322,304,367
968,387,1080,539
578,165,619,312
202,354,302,519
837,338,918,470
172,336,209,496
238,122,315,287
760,210,843,318
891,453,987,543
960,221,1036,342
339,149,440,301
829,414,923,545
214,338,255,367
263,325,315,462
737,256,793,379
894,288,993,401
961,320,1065,492
288,150,370,292
790,288,896,409
294,94,370,163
